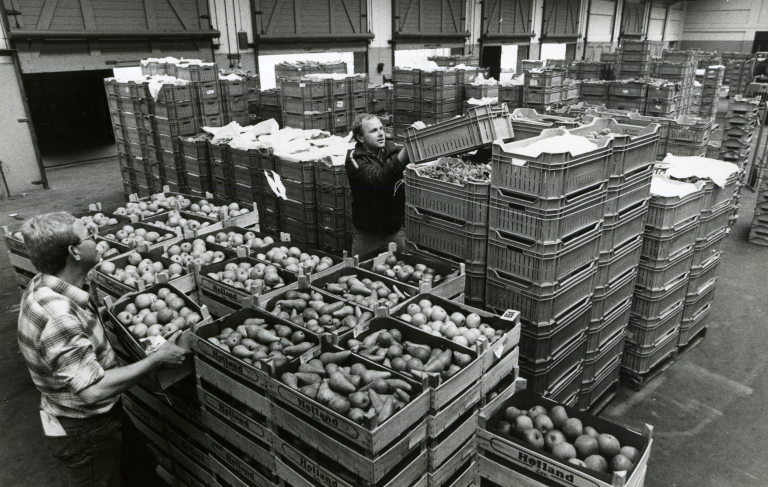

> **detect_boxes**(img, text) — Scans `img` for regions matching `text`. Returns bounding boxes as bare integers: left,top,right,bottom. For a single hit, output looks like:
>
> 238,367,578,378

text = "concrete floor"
1,121,767,487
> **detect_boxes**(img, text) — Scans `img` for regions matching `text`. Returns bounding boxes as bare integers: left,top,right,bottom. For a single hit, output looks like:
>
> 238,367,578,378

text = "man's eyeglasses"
77,226,98,245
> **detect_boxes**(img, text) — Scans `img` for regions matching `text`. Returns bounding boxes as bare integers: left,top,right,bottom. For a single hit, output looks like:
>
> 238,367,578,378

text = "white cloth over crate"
507,133,599,159
650,173,705,198
661,154,740,187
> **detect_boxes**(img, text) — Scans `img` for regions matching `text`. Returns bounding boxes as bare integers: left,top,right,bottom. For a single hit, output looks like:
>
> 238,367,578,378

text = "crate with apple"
112,200,168,220
203,226,281,253
105,282,211,389
253,241,344,277
310,265,421,311
93,250,197,297
98,221,183,249
150,236,238,268
260,282,374,335
269,341,430,485
357,242,467,300
134,190,261,228
478,383,652,487
193,307,322,421
142,210,222,239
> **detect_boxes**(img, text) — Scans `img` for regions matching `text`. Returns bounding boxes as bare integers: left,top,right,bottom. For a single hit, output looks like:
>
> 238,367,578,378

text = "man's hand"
411,121,427,130
150,331,191,370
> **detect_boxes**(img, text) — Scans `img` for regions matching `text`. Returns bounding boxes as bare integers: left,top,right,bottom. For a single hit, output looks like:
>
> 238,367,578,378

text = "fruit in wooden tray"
186,200,250,218
270,290,373,334
160,239,228,266
79,213,119,229
397,299,502,350
95,240,122,260
99,253,185,287
204,319,315,367
255,245,335,273
145,210,212,232
279,350,415,427
371,257,443,286
343,327,474,382
116,289,202,340
113,201,165,219
323,275,407,309
495,403,640,475
205,231,276,250
206,262,286,293
102,225,176,246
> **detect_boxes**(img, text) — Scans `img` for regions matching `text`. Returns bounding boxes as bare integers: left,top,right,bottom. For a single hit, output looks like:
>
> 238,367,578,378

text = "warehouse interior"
1,0,768,487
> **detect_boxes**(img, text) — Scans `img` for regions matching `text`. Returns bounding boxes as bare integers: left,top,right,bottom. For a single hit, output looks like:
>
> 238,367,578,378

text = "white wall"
587,0,620,43
209,0,257,71
647,1,667,41
680,0,768,52
665,1,684,42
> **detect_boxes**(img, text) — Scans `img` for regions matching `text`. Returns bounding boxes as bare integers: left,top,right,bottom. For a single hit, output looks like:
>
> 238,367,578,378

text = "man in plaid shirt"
17,212,190,486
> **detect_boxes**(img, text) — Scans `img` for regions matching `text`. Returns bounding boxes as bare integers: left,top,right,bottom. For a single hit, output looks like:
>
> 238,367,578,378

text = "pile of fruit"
95,240,123,260
370,255,443,286
323,275,408,309
204,319,315,368
254,245,336,274
584,128,612,140
414,157,491,186
270,290,373,334
185,200,251,219
493,404,641,474
102,224,177,246
145,210,213,233
397,299,502,349
112,201,166,219
343,327,474,381
79,213,120,229
204,261,286,293
99,252,185,288
280,350,417,426
159,239,229,266
115,288,203,339
205,231,276,250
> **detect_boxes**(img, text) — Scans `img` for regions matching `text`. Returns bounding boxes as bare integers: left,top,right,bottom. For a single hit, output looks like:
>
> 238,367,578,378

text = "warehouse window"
394,48,453,68
540,43,567,62
258,52,355,90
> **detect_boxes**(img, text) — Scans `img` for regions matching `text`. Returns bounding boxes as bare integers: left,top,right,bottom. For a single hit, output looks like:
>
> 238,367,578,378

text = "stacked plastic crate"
258,89,282,125
508,107,578,141
721,95,761,227
345,74,370,130
229,144,277,230
368,84,392,116
280,77,347,132
689,83,702,116
219,75,249,126
428,54,480,66
175,62,225,129
580,79,610,106
568,118,660,410
314,158,349,254
498,81,525,110
464,80,499,109
725,58,756,95
486,128,613,405
664,114,713,159
651,61,696,115
570,61,610,80
662,156,740,347
522,69,565,110
615,41,653,79
106,79,149,197
600,52,618,79
274,153,318,247
608,80,648,112
699,65,725,119
622,174,704,388
646,80,682,118
748,166,768,246
392,68,462,142
178,135,213,196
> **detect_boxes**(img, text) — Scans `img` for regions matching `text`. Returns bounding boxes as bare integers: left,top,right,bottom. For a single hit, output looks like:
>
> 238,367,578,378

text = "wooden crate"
207,428,277,486
98,220,185,250
196,359,273,422
427,409,478,471
7,251,37,275
93,249,196,297
122,394,170,452
425,435,478,487
477,386,653,487
167,438,216,486
209,451,278,487
202,403,275,473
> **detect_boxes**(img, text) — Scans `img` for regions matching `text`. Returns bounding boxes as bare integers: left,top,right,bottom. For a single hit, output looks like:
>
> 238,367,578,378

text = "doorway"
481,46,502,80
22,69,115,168
753,32,768,53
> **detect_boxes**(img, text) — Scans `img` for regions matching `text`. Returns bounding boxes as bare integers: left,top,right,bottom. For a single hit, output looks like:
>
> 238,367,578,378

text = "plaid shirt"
18,274,118,418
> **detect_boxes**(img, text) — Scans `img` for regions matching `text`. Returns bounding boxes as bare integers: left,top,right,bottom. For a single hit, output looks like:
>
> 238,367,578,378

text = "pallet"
586,379,620,415
620,347,678,391
676,326,708,359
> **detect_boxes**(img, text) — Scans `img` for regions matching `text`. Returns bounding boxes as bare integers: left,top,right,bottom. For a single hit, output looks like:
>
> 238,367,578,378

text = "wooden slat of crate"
198,291,239,318
168,442,217,486
123,393,167,436
209,455,275,487
155,465,179,487
427,411,478,471
7,251,37,274
425,436,476,487
480,374,524,419
167,427,215,474
174,461,220,487
427,382,481,438
202,406,275,473
481,347,520,397
148,443,175,481
270,401,428,484
162,401,210,448
123,398,170,452
274,448,428,487
208,435,277,487
195,360,272,420
481,319,521,373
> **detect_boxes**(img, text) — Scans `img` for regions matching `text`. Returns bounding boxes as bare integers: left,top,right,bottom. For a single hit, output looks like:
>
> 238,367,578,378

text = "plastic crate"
519,299,592,364
282,96,335,114
678,300,711,347
175,64,217,82
152,117,198,137
316,203,346,230
315,185,345,210
645,189,704,231
631,271,690,320
523,88,563,105
404,205,488,263
219,79,246,97
499,84,525,103
394,84,460,100
208,142,229,163
280,177,316,204
696,204,731,241
668,115,713,142
626,300,684,349
641,216,699,261
666,141,708,158
201,114,224,127
487,223,600,285
587,296,631,352
223,95,247,113
280,215,318,246
636,244,694,291
604,166,653,217
578,354,621,410
520,334,586,395
596,233,643,287
582,327,625,380
621,325,680,375
607,98,645,112
645,98,679,116
313,159,347,188
525,70,564,89
194,81,220,100
403,104,514,164
420,70,458,86
493,127,611,197
464,84,499,99
282,112,330,130
575,119,659,177
687,252,721,295
404,162,490,224
486,264,595,326
609,82,648,98
317,225,348,253
592,267,637,319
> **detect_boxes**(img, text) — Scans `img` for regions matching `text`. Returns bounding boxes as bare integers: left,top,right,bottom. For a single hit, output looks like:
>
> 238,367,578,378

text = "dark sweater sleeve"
346,147,407,187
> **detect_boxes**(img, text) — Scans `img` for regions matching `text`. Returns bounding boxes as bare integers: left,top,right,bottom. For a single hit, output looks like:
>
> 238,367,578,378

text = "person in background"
17,212,190,487
345,113,424,258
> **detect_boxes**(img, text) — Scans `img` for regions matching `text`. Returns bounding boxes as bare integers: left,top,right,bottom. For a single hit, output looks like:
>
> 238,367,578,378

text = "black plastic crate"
404,205,488,263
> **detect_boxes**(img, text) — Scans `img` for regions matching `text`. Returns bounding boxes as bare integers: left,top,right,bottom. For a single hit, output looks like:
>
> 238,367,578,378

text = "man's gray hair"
21,212,79,275
351,113,380,142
